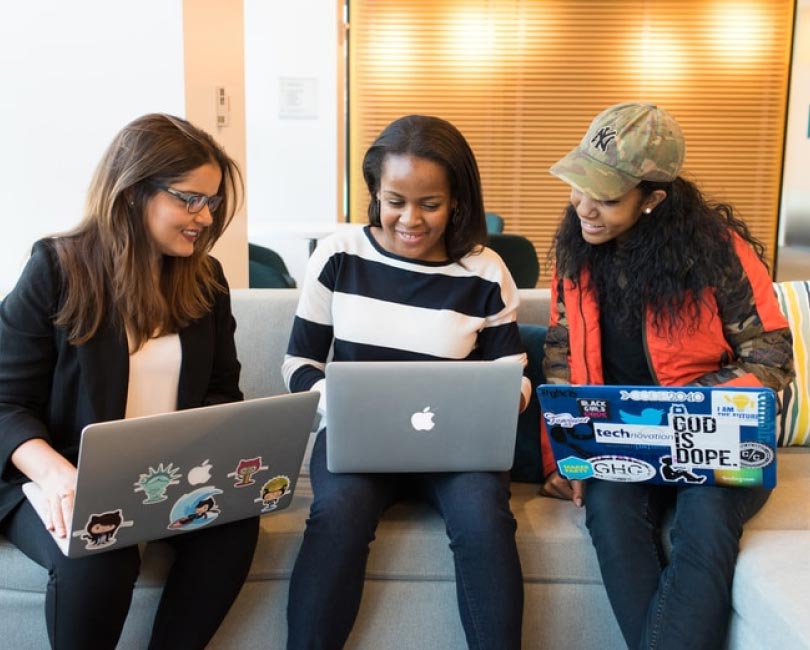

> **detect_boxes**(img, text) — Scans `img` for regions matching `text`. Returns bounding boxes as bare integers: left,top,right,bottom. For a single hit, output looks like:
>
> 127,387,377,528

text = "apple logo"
187,459,213,486
410,407,436,432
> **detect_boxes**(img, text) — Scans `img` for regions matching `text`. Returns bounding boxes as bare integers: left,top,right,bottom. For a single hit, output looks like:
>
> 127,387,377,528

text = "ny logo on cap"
591,126,617,152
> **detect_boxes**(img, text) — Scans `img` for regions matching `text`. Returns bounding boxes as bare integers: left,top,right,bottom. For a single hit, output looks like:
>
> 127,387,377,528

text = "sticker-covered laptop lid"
537,384,777,488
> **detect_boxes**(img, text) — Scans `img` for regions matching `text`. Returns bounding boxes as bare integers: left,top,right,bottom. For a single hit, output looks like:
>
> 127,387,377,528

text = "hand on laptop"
539,471,585,508
11,438,77,537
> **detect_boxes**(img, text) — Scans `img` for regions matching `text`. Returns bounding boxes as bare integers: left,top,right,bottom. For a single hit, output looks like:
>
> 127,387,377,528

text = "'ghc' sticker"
590,455,656,482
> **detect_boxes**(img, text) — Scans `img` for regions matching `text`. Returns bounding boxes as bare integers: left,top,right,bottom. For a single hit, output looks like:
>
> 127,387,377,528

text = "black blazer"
0,240,243,523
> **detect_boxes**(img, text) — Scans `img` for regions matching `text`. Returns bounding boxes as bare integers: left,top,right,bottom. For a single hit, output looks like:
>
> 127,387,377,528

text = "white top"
125,333,181,419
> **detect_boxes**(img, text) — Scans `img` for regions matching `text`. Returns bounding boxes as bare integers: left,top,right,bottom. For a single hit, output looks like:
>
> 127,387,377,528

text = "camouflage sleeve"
541,277,572,384
692,262,794,391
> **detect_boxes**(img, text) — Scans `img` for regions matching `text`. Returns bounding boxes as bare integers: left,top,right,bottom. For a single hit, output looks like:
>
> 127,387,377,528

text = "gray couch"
1,288,808,649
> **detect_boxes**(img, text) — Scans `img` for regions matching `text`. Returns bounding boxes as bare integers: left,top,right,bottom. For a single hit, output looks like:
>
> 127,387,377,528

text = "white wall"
243,0,340,285
0,1,185,295
780,1,810,245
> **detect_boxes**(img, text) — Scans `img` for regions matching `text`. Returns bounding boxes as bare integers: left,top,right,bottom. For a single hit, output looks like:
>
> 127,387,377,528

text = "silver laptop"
23,392,318,558
325,361,523,472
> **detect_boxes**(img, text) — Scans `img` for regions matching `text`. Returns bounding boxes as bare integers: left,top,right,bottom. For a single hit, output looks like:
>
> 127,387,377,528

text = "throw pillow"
773,280,809,446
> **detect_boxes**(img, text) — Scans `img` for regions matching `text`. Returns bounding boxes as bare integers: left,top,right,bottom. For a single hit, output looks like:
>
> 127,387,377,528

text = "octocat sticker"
227,457,269,487
255,475,291,512
75,509,134,550
168,487,223,530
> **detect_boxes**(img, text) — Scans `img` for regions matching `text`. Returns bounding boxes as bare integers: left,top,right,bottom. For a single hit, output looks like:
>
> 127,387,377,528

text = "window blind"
347,0,794,286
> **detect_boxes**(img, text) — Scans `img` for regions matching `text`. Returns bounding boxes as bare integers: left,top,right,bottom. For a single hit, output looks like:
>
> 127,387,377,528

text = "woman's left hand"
539,470,585,508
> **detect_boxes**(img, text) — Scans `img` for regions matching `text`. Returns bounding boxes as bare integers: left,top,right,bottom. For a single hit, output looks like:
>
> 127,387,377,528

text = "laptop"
22,392,319,558
536,384,777,488
325,361,523,472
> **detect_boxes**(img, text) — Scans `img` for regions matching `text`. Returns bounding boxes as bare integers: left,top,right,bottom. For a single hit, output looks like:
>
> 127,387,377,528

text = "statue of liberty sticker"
133,463,183,504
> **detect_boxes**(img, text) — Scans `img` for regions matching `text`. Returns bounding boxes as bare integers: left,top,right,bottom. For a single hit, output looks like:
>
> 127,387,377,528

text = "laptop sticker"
255,475,291,512
227,457,269,487
578,398,611,420
133,463,183,504
75,509,134,550
187,460,214,486
168,487,223,530
739,442,774,468
588,455,657,482
659,456,707,484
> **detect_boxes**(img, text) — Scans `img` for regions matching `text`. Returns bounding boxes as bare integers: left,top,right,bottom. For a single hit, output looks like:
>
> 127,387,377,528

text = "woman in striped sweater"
282,115,529,650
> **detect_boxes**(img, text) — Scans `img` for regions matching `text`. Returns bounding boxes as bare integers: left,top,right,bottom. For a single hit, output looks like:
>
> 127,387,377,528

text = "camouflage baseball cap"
549,102,685,200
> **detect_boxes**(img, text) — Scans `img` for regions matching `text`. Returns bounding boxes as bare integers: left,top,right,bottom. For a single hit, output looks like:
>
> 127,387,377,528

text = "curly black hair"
550,177,767,336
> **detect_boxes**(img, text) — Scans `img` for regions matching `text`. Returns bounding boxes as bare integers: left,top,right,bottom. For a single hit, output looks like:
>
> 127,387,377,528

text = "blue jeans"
287,430,524,650
584,480,770,650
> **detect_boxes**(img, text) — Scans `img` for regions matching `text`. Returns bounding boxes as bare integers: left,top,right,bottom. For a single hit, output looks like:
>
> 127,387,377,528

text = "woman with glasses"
0,113,258,650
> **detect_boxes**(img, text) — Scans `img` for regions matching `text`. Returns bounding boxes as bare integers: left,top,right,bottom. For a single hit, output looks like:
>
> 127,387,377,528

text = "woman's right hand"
539,470,585,508
11,439,77,537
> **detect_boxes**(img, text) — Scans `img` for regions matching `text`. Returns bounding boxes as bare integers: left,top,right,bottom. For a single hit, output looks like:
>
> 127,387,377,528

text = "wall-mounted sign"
279,77,318,120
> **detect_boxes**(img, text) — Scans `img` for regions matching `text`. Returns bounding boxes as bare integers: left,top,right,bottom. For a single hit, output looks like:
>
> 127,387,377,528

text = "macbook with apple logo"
324,361,523,472
21,392,318,557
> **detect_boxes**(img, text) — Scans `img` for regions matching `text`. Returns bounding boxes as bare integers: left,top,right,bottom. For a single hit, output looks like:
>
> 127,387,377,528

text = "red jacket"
539,232,794,478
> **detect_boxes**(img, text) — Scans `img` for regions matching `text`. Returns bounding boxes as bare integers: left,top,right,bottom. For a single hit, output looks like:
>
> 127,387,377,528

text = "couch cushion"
773,281,810,446
745,449,810,530
728,530,810,649
231,288,301,399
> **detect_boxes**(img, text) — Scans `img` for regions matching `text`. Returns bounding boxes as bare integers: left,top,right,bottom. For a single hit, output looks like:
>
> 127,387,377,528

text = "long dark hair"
551,177,767,334
362,115,487,263
53,113,242,348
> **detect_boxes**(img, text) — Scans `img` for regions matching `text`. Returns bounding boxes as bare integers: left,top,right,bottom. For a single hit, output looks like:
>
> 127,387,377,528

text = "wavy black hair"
550,177,767,335
362,115,487,263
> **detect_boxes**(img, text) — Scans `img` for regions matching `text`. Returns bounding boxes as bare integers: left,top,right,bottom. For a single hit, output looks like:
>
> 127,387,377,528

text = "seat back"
487,233,540,288
485,212,505,233
248,243,296,288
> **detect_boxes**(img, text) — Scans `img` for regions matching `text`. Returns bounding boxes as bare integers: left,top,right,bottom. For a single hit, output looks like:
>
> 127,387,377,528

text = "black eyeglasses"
150,182,223,214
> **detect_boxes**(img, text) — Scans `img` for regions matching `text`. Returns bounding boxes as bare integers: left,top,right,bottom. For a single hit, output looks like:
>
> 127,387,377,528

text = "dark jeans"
2,499,259,650
584,480,770,650
287,429,524,650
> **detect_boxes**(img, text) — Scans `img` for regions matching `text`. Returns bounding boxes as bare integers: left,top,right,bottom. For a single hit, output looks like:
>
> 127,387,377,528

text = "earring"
644,208,652,214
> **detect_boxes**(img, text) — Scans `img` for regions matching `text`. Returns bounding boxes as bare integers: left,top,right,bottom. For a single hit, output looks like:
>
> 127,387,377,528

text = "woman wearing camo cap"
539,102,794,649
